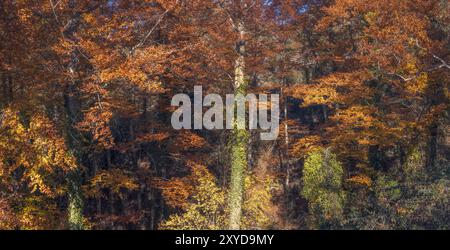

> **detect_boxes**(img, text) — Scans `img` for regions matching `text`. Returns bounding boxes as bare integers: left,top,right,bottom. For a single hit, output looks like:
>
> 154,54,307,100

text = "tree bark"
64,85,85,230
67,170,84,230
228,21,248,230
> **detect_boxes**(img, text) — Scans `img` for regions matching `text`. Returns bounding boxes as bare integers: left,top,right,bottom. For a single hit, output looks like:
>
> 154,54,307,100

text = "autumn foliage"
0,0,449,230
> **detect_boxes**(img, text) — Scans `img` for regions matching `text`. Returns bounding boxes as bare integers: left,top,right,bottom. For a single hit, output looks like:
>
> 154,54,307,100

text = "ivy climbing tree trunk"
67,170,84,230
228,21,248,230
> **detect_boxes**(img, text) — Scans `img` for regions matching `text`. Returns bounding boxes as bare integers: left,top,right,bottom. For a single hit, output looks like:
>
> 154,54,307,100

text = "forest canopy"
0,0,449,230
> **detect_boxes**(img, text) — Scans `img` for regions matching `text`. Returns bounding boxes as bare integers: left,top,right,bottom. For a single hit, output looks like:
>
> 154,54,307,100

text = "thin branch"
385,40,450,82
49,0,60,24
130,8,171,54
432,54,450,70
218,0,238,31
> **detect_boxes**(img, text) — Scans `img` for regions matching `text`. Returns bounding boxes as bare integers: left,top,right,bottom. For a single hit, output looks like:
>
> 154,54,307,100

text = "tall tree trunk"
64,85,85,230
228,21,248,230
67,170,84,230
281,85,290,189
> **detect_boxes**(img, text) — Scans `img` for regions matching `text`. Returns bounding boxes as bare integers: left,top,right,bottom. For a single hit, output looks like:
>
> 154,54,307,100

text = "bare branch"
432,54,450,70
49,0,60,24
217,0,238,31
130,8,171,54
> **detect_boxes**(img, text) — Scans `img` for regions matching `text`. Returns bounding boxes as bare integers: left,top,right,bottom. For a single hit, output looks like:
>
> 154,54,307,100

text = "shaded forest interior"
0,0,449,229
